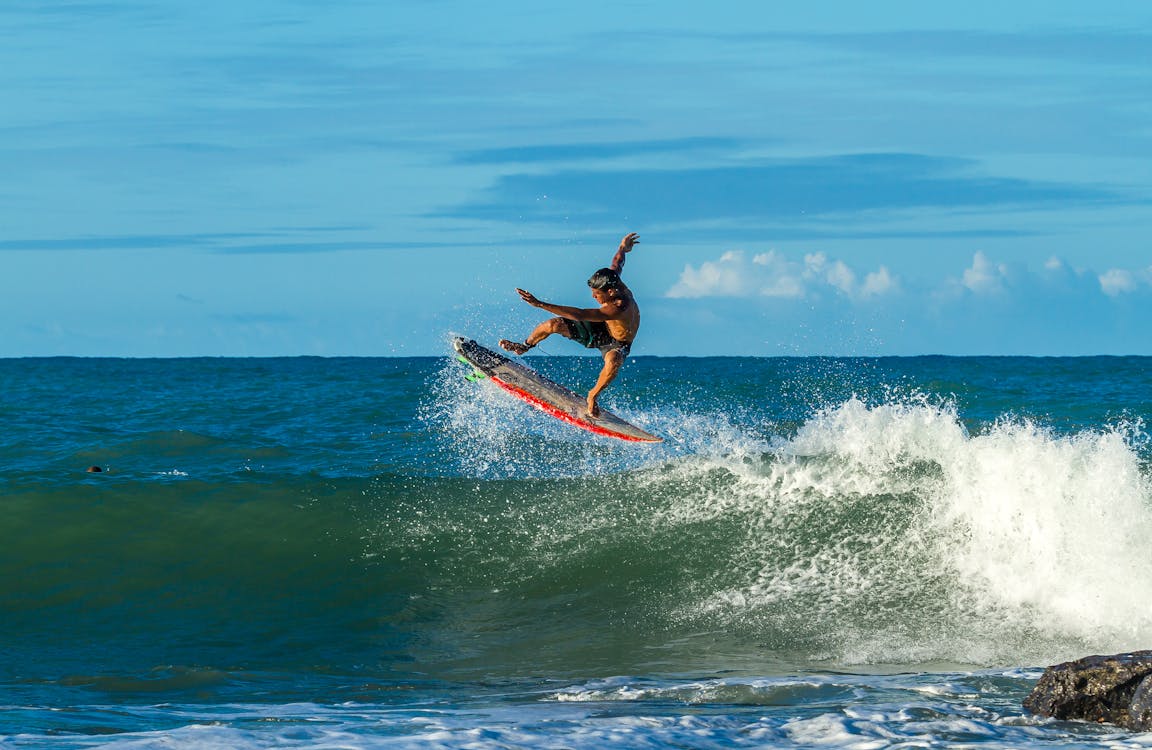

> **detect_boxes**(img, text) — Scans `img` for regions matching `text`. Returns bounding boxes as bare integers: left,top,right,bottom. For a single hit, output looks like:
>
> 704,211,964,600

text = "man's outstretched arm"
516,289,618,321
609,232,639,273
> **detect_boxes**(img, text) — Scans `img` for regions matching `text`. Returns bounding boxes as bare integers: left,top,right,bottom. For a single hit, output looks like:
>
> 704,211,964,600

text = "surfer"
500,232,641,417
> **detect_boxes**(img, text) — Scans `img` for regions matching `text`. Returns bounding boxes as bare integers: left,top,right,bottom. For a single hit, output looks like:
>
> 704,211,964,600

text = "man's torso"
604,288,639,343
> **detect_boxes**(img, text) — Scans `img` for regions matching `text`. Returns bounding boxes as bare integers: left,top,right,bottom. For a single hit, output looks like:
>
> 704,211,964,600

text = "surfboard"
453,337,663,443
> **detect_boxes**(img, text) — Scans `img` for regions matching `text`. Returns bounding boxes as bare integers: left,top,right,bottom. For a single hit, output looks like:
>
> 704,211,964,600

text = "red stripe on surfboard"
489,375,657,443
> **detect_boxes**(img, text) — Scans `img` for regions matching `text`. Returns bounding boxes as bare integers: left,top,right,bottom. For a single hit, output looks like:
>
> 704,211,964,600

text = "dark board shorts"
563,319,632,357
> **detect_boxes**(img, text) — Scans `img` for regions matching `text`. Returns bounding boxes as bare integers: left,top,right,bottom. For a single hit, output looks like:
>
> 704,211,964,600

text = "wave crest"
666,398,1152,665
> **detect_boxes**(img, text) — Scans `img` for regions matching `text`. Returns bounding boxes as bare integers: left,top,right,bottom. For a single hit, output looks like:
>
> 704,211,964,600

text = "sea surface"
2,352,1152,748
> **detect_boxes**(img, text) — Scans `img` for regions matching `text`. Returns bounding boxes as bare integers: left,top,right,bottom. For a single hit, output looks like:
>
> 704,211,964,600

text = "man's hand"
619,232,640,254
516,288,541,307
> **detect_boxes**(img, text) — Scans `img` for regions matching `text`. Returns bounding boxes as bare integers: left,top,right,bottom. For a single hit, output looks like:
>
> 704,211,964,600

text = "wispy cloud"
786,29,1152,66
446,153,1119,226
455,137,743,165
0,233,269,251
0,229,484,255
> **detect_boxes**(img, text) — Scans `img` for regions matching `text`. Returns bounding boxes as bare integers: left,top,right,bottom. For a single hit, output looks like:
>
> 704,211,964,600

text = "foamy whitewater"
2,354,1151,747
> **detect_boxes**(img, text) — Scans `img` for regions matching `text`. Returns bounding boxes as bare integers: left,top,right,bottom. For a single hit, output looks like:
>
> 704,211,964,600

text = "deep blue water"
2,354,1151,747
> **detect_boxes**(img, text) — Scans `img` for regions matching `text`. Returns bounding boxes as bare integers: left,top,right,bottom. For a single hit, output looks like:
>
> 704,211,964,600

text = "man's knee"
546,318,574,338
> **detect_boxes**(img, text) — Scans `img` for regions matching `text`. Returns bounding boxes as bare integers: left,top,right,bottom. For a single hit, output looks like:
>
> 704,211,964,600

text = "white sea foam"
30,673,1134,749
664,397,1152,667
935,417,1152,641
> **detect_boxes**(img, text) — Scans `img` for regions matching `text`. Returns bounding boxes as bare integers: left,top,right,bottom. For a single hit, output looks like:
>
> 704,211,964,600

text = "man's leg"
500,318,571,355
586,349,624,417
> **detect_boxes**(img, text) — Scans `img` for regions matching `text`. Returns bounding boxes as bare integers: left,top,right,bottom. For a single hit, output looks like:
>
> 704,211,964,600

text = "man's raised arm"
609,232,640,273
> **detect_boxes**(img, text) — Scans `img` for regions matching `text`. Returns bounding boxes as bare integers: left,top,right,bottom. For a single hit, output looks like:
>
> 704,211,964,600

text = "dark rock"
1024,651,1152,731
1129,673,1152,730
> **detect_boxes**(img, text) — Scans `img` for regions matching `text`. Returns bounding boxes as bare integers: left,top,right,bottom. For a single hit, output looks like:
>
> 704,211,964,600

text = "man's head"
587,267,621,291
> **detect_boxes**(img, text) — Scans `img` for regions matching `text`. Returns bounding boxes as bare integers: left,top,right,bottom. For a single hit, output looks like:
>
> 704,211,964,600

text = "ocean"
2,352,1151,748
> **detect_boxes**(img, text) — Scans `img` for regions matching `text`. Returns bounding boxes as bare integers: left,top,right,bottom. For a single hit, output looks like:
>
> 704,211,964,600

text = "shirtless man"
500,232,641,417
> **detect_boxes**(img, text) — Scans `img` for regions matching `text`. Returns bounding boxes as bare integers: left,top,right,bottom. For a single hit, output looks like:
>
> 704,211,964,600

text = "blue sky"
2,1,1150,356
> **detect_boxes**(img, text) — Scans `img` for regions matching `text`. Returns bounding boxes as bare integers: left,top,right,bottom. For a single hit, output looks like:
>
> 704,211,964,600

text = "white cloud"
666,249,897,300
665,250,762,298
962,251,1009,294
861,267,896,297
1099,268,1138,296
751,251,807,298
806,253,857,295
668,249,1152,316
941,252,1152,304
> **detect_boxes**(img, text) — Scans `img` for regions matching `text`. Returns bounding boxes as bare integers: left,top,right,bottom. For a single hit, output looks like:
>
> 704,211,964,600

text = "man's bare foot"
586,397,601,418
499,339,531,355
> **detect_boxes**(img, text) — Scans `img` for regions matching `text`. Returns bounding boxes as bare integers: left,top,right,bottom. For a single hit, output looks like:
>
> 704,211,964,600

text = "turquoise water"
2,354,1152,747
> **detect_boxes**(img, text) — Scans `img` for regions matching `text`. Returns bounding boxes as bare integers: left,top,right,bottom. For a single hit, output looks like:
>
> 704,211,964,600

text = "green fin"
457,355,487,382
